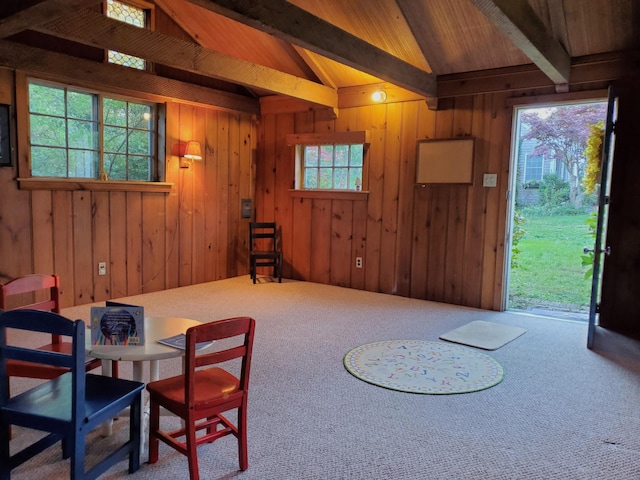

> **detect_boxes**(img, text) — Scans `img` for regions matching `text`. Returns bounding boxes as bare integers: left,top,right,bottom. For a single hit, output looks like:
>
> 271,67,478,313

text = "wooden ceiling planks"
563,0,638,57
156,0,318,80
397,0,531,75
0,0,636,107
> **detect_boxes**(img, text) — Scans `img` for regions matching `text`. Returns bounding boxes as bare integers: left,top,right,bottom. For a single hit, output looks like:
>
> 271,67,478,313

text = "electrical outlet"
98,262,107,276
356,257,363,268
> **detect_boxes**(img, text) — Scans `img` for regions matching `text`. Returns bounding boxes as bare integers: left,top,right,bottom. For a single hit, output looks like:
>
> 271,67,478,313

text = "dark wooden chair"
146,316,256,480
0,309,144,479
0,274,118,388
249,222,282,284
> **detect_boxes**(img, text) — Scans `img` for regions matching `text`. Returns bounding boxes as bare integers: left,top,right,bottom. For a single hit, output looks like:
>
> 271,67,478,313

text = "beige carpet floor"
7,276,640,479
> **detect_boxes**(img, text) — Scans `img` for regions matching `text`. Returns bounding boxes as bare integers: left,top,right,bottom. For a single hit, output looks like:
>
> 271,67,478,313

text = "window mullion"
64,88,70,177
332,147,337,189
98,94,106,180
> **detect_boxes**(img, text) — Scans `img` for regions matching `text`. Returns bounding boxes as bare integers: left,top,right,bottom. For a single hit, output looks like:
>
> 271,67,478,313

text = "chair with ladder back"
249,222,282,284
0,274,109,394
146,316,256,480
0,309,144,479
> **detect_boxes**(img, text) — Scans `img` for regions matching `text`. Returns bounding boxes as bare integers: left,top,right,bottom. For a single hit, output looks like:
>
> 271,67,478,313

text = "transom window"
302,144,364,190
28,80,156,181
106,0,148,70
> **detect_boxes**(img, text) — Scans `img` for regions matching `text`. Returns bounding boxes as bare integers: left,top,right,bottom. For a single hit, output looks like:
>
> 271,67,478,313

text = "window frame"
17,74,170,193
524,153,544,184
286,131,370,197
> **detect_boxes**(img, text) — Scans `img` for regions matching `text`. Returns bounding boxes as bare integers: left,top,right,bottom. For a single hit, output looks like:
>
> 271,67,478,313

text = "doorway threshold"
508,307,588,322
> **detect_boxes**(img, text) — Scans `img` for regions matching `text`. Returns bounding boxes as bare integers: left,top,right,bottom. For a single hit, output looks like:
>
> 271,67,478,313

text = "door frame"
502,90,610,313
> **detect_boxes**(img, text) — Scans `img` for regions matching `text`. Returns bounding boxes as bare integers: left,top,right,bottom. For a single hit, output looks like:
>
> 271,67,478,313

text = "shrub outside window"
28,80,156,181
303,144,363,190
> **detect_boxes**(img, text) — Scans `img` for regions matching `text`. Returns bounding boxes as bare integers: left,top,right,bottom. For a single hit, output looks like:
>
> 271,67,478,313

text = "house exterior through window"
524,153,543,186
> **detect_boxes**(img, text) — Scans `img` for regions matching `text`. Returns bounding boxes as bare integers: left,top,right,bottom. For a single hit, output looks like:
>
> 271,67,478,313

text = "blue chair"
0,309,144,480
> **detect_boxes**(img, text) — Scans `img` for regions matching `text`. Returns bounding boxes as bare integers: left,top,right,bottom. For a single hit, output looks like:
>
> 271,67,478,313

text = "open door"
594,78,640,340
587,86,617,348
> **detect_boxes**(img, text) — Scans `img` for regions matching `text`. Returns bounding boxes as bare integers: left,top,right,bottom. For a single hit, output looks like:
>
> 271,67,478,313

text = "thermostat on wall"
241,199,252,218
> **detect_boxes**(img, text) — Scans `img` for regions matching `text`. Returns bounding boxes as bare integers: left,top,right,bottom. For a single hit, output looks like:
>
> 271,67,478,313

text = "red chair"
146,316,256,480
0,274,104,383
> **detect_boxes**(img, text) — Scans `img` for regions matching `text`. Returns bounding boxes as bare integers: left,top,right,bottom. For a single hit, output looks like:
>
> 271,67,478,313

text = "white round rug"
343,340,504,394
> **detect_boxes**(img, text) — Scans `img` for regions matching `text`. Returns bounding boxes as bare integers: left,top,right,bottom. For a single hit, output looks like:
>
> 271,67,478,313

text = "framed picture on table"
0,104,11,167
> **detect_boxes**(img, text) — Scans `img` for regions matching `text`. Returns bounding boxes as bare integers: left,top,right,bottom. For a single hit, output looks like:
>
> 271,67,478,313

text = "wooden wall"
0,59,624,314
255,93,513,311
0,67,256,308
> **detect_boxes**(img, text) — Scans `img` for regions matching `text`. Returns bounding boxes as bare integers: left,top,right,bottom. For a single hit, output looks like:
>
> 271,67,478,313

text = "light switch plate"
483,173,497,187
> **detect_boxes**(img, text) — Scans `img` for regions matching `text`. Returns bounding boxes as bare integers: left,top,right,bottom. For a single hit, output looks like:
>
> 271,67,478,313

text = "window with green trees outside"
28,80,156,181
302,144,363,190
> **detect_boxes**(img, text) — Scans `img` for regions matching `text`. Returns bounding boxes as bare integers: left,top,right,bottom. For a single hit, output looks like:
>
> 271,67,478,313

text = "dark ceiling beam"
184,0,437,100
469,0,570,88
34,9,338,109
0,0,102,38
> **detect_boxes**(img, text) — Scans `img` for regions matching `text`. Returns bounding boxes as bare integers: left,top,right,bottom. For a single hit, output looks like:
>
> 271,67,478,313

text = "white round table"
87,316,202,383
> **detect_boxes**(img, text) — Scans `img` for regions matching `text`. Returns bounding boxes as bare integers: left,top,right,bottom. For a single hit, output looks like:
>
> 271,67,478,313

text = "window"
288,131,369,192
28,79,156,181
106,0,148,70
302,144,363,190
524,154,543,184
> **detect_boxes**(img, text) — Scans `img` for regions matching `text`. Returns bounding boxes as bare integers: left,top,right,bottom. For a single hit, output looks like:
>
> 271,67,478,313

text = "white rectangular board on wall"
416,138,474,184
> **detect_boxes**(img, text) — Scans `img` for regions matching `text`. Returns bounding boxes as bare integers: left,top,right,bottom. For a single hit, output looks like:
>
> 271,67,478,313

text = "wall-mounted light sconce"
173,140,203,168
371,90,387,103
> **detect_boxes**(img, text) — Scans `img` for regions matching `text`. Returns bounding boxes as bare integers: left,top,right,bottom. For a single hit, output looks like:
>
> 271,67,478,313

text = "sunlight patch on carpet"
440,320,526,350
343,340,504,394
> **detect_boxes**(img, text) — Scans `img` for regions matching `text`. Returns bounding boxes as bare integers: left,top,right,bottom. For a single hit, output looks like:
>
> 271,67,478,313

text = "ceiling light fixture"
371,90,387,103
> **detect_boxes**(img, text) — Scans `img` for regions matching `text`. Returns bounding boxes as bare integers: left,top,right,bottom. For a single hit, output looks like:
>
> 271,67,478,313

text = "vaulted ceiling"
0,0,637,113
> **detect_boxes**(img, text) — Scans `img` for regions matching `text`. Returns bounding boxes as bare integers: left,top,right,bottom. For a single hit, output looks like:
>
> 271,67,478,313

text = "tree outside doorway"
509,101,607,319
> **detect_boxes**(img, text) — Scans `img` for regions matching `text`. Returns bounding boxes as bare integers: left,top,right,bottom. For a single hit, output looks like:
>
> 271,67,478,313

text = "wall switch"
98,262,107,276
356,257,363,268
483,173,498,187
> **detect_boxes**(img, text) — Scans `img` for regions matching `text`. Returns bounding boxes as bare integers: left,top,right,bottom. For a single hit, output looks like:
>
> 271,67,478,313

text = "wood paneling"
0,69,256,307
256,92,515,310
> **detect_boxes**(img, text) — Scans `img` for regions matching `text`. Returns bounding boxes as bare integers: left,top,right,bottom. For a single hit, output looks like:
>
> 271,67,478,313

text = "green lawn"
509,214,593,310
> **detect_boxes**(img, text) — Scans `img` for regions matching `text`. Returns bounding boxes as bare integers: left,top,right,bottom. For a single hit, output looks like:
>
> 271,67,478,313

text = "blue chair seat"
3,373,142,431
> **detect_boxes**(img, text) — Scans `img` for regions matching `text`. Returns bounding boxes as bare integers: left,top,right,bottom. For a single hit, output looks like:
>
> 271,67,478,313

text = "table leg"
100,360,115,436
132,361,144,383
149,360,160,382
130,361,147,453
